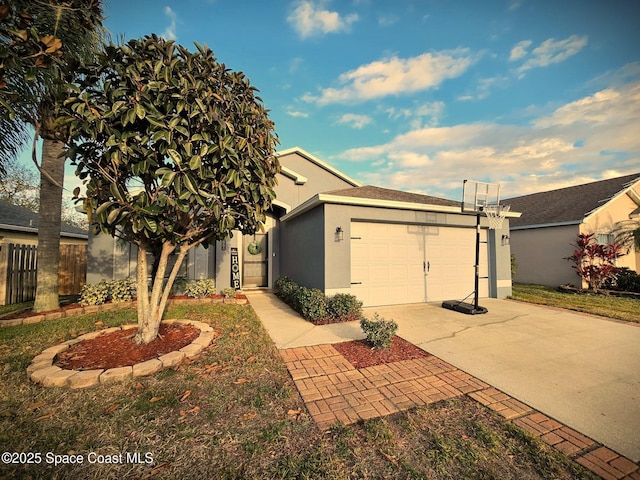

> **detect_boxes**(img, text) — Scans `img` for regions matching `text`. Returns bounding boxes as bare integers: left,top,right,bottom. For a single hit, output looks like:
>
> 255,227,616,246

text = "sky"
22,0,640,205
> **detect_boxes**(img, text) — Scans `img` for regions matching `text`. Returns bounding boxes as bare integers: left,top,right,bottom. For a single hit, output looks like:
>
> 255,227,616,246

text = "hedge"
273,276,363,325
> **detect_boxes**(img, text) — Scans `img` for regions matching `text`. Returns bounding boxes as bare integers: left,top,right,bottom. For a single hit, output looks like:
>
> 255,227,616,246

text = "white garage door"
350,222,488,307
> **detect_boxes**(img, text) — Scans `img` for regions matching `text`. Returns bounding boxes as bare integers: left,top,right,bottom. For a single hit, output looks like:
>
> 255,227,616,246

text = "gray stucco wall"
511,224,579,286
279,205,325,290
275,152,358,209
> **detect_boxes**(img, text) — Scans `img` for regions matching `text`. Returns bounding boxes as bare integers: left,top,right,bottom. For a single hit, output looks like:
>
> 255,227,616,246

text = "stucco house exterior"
87,147,516,307
507,173,640,287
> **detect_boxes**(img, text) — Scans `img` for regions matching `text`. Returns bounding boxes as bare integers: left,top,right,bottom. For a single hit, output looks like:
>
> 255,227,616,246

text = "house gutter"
281,194,521,222
510,220,581,231
0,223,88,239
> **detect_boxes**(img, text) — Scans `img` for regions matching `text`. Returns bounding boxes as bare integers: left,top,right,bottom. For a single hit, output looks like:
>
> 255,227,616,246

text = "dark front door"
243,233,268,287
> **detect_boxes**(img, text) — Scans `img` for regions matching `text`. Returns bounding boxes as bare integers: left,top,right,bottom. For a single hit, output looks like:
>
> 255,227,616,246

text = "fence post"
0,244,7,306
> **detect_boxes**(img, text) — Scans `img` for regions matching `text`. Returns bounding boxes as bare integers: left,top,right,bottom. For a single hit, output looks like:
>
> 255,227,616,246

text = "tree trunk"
134,241,191,344
33,139,65,313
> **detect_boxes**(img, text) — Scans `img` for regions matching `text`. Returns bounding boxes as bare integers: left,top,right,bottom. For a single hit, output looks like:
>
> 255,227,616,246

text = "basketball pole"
474,209,481,311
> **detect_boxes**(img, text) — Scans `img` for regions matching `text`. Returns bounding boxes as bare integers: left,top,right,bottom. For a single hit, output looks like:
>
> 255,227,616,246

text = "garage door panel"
351,222,489,307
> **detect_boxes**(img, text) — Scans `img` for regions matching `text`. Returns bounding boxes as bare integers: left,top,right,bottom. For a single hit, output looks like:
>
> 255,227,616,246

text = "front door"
243,233,268,287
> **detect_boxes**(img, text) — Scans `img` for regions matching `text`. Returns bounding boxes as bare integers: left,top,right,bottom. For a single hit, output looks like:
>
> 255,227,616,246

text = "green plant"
184,279,216,298
611,268,640,293
172,276,189,295
510,254,518,277
107,278,136,303
327,293,363,322
223,287,238,299
299,288,329,322
61,34,279,344
360,313,398,349
273,276,298,304
79,281,110,306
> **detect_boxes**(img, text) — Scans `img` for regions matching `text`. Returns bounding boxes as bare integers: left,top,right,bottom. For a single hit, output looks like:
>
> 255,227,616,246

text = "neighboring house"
87,147,516,307
507,173,640,287
0,200,88,246
0,200,89,304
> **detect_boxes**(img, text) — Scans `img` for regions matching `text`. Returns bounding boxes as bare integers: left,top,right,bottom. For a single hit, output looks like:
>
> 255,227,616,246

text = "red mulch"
333,336,431,369
54,323,200,370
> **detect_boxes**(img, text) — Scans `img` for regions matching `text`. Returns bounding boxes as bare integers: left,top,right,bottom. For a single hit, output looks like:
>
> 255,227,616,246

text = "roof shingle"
0,200,88,237
506,173,640,228
324,185,460,208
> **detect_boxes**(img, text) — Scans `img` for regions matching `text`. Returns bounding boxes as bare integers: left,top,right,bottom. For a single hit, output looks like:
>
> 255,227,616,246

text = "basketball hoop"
483,204,510,230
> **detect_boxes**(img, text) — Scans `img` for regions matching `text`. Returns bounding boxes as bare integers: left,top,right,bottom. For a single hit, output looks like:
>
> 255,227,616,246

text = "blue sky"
31,0,640,204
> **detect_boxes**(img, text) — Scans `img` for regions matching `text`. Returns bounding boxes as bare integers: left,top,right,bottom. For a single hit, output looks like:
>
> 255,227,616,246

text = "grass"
0,302,598,479
511,283,640,323
0,295,79,318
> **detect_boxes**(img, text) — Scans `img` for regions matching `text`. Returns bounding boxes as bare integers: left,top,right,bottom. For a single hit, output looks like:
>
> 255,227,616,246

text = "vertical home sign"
230,247,241,289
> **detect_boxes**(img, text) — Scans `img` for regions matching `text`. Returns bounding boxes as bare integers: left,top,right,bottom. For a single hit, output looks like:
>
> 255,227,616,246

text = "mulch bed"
333,335,431,369
54,323,200,370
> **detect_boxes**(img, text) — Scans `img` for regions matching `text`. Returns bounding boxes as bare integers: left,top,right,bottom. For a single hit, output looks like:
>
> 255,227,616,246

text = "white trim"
510,220,581,231
279,166,308,185
271,199,292,213
583,177,640,222
277,146,362,187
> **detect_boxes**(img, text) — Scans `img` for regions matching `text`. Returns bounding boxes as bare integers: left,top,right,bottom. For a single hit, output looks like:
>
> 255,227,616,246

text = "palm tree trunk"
33,138,65,312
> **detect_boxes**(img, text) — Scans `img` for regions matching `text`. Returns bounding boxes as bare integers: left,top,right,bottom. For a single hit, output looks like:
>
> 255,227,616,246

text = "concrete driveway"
364,299,640,462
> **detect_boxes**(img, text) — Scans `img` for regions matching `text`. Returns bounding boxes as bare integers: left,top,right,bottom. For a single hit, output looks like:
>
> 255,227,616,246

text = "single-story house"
507,173,640,287
0,200,89,303
0,200,88,246
87,147,517,307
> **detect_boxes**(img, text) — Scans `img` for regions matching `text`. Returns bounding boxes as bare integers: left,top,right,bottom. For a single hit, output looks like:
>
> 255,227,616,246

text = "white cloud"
378,14,399,26
509,40,532,61
338,80,640,198
162,6,177,40
286,110,310,118
386,101,445,127
303,50,474,105
515,35,588,76
459,75,510,101
287,1,358,39
335,113,372,129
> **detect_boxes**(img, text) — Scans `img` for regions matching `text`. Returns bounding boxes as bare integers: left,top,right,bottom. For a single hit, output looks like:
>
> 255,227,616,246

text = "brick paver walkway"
281,344,640,480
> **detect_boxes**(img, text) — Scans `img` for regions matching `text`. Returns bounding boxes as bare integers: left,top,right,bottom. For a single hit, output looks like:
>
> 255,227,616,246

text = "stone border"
0,296,248,328
27,320,216,389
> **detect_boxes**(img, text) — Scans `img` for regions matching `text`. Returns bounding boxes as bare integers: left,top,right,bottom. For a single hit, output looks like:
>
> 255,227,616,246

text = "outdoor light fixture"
501,234,510,246
335,226,344,241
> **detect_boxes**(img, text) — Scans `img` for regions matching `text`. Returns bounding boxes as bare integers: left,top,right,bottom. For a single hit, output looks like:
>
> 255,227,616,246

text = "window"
596,233,615,245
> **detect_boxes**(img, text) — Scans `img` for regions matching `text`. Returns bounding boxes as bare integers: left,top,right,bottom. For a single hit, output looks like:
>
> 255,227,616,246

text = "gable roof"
0,200,88,238
325,185,460,208
276,147,362,188
506,173,640,228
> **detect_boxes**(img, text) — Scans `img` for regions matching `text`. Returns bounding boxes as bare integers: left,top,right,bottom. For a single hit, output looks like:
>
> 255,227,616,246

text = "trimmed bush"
299,288,329,322
79,280,110,306
184,279,216,298
273,276,363,324
360,313,398,349
327,293,363,322
613,268,640,293
223,287,238,299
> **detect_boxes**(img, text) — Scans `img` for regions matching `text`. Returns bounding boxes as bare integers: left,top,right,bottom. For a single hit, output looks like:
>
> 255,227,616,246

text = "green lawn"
511,284,640,323
0,303,596,479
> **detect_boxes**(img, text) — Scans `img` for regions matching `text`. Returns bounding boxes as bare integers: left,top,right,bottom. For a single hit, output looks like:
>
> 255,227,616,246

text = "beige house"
507,174,640,287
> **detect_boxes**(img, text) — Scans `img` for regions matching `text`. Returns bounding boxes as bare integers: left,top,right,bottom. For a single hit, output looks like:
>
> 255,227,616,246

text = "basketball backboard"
461,179,501,213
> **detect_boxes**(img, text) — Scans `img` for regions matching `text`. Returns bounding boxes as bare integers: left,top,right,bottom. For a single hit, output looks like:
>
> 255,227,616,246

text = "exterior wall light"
501,234,510,246
335,226,344,242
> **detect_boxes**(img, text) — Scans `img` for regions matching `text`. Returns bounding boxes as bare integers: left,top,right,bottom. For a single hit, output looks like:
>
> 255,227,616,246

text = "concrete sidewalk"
246,291,640,464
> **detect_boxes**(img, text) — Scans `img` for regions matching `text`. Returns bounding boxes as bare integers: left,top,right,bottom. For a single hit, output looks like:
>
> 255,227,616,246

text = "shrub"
273,276,298,304
612,268,640,293
223,287,238,299
79,280,110,306
108,278,136,303
299,288,329,322
565,233,623,292
184,279,216,298
327,293,363,322
360,313,398,349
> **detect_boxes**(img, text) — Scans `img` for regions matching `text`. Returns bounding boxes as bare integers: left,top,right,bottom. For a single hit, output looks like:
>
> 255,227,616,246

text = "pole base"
441,300,488,315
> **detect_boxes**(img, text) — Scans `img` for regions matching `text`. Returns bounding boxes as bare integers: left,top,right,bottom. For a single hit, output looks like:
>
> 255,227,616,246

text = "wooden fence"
0,243,87,305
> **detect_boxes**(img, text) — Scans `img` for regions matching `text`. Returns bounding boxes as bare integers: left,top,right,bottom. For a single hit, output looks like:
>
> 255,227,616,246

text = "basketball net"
483,204,510,230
